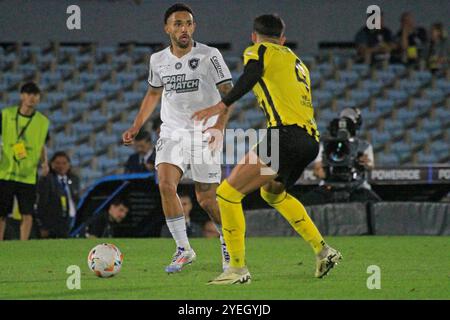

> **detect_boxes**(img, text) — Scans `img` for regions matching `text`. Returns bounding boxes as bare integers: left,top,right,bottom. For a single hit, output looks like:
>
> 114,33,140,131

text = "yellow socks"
216,179,246,268
260,188,325,254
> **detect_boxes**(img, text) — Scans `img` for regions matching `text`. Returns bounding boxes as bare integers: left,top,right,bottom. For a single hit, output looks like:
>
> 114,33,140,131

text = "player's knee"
216,180,245,203
260,187,286,205
158,180,178,198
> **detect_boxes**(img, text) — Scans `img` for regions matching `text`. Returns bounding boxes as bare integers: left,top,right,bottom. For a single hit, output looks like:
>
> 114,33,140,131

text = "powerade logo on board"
162,74,200,93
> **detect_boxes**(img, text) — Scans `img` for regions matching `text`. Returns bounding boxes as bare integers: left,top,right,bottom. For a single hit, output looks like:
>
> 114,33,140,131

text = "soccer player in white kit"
122,3,233,273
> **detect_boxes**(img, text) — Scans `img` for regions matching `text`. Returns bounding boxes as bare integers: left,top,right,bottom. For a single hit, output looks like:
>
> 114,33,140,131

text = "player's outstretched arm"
215,82,234,129
122,87,163,145
192,60,262,124
202,82,235,150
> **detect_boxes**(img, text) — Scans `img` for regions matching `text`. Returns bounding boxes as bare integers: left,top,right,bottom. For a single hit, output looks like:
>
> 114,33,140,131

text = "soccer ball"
87,243,123,278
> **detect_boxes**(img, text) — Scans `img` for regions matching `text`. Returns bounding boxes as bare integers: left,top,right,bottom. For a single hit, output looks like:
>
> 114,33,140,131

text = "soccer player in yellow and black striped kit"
193,14,342,284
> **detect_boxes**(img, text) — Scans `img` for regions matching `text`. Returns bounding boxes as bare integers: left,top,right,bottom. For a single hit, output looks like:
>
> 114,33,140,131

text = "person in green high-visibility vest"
0,82,50,240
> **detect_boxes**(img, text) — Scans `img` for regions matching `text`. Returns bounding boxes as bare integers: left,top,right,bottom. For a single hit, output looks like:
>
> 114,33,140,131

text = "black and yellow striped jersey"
243,42,319,141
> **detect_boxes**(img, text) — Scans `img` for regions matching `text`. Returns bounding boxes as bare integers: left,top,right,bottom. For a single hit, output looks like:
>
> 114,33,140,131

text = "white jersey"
148,41,232,138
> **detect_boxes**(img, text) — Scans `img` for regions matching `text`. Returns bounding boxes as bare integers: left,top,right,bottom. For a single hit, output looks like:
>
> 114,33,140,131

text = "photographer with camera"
302,107,381,205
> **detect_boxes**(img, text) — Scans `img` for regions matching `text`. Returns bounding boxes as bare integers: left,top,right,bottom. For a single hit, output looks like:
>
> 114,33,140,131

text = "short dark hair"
110,196,130,209
253,14,285,38
20,82,41,95
50,151,71,164
164,3,194,24
135,130,152,142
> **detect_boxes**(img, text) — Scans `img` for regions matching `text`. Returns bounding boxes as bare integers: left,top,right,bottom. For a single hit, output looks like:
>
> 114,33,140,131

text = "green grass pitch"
0,236,448,300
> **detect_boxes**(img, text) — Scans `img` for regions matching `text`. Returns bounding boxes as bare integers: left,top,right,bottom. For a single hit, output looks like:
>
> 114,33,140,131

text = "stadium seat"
408,130,428,144
17,64,36,76
383,119,404,132
373,98,395,112
429,141,448,159
123,92,143,104
423,88,445,103
385,89,409,104
117,72,139,86
435,79,450,94
84,92,107,104
350,63,369,76
370,129,391,145
50,110,74,127
45,92,66,105
73,123,94,136
322,80,347,95
421,118,442,134
359,79,383,95
396,108,419,122
390,141,411,155
107,102,129,114
411,70,433,83
361,108,381,126
89,110,110,126
417,152,438,164
318,108,337,122
68,101,90,113
95,46,117,59
74,55,93,66
377,153,400,165
349,89,370,104
411,98,433,111
100,82,122,95
336,70,359,85
374,70,396,83
112,122,130,134
387,64,406,75
64,83,86,96
79,73,100,84
96,134,120,149
6,92,21,105
315,63,333,77
309,71,321,86
2,72,23,86
335,98,357,109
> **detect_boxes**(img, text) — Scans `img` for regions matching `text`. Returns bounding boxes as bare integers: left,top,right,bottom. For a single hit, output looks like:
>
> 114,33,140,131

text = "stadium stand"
0,42,449,190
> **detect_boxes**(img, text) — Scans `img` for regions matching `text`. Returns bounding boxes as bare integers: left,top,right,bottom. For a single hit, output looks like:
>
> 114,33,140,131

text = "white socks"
166,215,191,250
214,223,227,246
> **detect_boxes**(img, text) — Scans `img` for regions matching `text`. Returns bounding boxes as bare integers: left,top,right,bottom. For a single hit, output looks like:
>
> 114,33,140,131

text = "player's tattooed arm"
216,82,234,128
218,82,233,99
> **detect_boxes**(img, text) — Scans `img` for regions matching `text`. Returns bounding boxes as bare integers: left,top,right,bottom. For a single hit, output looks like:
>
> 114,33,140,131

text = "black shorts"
254,125,319,189
0,180,37,217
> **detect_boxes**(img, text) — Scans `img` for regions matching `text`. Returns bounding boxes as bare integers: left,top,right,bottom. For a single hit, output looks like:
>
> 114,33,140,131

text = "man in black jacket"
36,151,80,238
124,130,156,173
85,197,130,238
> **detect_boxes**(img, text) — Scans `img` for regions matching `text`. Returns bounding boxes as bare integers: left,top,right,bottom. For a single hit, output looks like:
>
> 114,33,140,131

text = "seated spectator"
393,12,427,65
85,197,130,238
427,22,448,73
36,151,80,238
124,130,156,173
160,194,202,238
354,12,395,64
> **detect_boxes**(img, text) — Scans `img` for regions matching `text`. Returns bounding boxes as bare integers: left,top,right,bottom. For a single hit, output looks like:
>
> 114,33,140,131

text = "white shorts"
154,136,222,184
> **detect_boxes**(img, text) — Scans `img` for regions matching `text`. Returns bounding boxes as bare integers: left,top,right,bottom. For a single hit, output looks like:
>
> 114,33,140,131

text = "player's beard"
173,34,191,49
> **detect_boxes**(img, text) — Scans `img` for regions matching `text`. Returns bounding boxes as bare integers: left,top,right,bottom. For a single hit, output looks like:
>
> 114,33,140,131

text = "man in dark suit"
36,151,80,238
124,130,156,173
